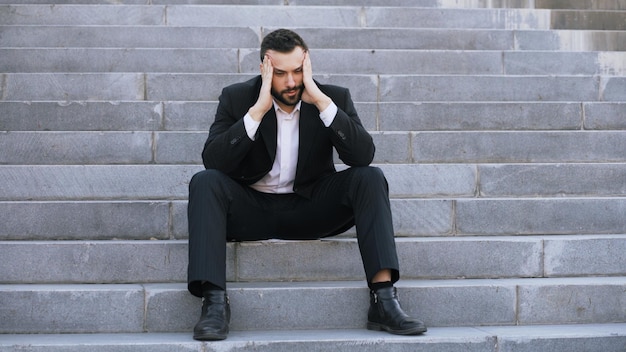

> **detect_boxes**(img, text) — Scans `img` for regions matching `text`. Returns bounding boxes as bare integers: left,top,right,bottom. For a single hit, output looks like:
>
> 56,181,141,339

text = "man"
187,29,426,341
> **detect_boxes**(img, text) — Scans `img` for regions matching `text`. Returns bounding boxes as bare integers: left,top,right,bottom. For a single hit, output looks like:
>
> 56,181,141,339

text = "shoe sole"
367,322,427,335
193,332,228,341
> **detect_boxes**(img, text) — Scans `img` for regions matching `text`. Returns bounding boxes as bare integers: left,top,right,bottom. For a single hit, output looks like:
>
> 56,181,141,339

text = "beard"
271,84,304,107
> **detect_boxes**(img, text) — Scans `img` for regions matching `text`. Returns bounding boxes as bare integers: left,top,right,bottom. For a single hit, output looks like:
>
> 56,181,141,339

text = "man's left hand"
301,51,332,112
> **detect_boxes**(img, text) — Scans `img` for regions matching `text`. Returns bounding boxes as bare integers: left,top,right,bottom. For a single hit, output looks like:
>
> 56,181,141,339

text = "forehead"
266,47,305,71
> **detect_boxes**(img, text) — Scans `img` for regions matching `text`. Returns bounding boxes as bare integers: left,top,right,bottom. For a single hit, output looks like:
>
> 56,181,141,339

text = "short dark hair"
260,29,309,62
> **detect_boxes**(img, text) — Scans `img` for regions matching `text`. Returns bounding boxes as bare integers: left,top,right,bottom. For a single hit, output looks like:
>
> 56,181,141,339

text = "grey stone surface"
0,329,498,352
0,201,170,240
171,200,189,239
378,102,582,131
412,131,626,163
146,74,255,101
235,240,365,282
240,49,503,75
584,103,626,129
544,235,626,276
144,280,518,330
2,0,625,346
0,48,240,73
0,101,162,131
517,30,626,51
456,198,626,235
380,75,599,102
0,240,189,283
155,132,206,164
504,51,626,75
384,164,477,197
3,235,622,284
391,199,454,236
277,27,515,50
364,8,550,29
479,164,626,197
517,277,626,324
0,131,153,164
163,102,216,131
0,164,472,201
0,165,202,201
0,284,145,333
3,73,144,101
483,324,626,352
0,25,261,48
602,76,626,101
166,5,362,27
396,236,543,279
370,132,411,163
1,326,625,352
550,10,626,30
0,5,165,25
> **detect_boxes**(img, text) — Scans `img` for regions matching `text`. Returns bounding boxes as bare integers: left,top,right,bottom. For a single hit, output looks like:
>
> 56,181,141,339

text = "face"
263,47,305,112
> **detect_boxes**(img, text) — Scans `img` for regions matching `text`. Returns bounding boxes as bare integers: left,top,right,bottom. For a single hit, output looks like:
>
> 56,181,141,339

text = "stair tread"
1,324,625,350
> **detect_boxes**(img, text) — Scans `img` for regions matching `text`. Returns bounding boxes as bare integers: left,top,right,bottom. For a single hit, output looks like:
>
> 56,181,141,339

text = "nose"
286,73,295,87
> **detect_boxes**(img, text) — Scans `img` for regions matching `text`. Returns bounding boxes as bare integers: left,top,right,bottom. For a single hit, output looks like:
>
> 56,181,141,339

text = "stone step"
3,25,625,51
2,277,625,333
2,48,626,76
0,5,553,29
2,73,625,101
1,235,624,284
2,101,624,132
2,163,626,200
1,324,626,352
2,198,626,240
550,10,626,30
0,0,624,10
2,130,626,165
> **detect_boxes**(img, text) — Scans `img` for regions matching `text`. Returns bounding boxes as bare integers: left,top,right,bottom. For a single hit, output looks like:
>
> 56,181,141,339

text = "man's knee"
189,169,230,193
352,166,387,184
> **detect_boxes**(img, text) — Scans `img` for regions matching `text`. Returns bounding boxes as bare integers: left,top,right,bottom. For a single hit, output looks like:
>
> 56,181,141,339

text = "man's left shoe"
367,286,427,335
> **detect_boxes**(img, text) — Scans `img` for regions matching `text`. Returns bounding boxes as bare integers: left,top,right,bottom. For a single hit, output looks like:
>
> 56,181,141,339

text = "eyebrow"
274,66,303,74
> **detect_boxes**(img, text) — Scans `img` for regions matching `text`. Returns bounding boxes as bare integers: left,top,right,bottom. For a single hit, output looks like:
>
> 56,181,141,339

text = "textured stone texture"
0,0,624,348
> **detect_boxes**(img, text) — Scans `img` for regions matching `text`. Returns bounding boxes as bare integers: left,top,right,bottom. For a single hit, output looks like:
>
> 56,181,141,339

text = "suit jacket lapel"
259,108,278,161
296,103,320,177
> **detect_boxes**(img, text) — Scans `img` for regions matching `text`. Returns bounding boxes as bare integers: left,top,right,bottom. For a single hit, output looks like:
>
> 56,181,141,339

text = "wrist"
315,96,332,112
248,105,267,122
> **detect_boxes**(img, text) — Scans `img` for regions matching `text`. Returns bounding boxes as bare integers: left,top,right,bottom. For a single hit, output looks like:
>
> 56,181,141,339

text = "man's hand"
301,51,332,112
249,55,274,122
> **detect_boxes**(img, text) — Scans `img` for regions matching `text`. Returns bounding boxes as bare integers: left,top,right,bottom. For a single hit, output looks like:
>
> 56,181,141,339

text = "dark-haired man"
187,28,427,340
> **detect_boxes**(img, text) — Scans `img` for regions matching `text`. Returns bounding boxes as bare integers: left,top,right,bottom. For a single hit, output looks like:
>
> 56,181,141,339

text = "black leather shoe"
193,290,230,341
367,286,427,335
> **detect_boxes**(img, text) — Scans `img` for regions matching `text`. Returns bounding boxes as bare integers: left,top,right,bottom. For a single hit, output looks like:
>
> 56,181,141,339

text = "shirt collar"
273,100,302,117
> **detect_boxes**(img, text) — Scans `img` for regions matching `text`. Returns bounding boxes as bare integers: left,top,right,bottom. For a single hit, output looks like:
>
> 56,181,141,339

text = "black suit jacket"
202,76,375,199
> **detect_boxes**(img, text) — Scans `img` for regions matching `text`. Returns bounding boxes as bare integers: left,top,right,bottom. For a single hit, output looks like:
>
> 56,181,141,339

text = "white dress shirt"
243,100,338,193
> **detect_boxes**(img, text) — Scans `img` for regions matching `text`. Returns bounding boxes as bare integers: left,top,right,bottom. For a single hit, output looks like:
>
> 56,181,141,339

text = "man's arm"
302,51,375,166
327,87,375,167
202,55,276,171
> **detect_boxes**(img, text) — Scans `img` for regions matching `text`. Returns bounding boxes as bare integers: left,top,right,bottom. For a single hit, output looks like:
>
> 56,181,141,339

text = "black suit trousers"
187,166,400,297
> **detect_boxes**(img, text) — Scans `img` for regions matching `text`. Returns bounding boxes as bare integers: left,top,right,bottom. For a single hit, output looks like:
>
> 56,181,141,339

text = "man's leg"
304,166,427,335
187,169,279,340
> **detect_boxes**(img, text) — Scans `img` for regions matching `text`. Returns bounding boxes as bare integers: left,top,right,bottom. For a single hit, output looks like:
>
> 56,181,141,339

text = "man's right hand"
248,55,274,122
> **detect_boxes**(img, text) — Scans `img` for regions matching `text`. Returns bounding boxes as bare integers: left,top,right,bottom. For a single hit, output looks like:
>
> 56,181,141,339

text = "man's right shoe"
193,289,230,341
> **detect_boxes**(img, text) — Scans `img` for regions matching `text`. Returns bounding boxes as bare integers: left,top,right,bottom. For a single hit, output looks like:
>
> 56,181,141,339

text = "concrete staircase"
1,0,625,350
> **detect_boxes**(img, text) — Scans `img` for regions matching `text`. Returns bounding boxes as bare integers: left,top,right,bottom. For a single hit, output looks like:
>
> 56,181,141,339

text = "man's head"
260,29,309,62
260,29,309,111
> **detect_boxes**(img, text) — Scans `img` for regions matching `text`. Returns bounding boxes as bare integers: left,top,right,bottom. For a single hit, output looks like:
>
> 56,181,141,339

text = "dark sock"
370,281,393,291
201,281,224,293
